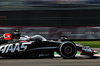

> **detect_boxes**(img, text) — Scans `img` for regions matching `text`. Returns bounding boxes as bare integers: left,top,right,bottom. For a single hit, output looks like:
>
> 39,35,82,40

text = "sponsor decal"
0,42,31,53
39,54,50,57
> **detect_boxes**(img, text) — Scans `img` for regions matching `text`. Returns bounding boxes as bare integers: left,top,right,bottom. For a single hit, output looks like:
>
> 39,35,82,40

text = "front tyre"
59,41,77,59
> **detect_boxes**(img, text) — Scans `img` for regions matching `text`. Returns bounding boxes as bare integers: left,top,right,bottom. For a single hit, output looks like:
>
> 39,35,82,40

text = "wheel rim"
64,46,72,54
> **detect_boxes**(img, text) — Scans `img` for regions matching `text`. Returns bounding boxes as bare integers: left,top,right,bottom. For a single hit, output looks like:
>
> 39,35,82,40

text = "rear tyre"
59,41,77,59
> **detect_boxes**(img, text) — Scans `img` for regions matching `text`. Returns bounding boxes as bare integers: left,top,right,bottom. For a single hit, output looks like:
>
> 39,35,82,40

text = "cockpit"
29,35,47,41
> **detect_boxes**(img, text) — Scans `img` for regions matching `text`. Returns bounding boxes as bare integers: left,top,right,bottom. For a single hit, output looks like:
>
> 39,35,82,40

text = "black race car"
0,31,97,59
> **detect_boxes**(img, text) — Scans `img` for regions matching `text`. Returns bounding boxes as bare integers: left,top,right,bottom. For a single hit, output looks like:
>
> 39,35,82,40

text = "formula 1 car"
0,31,98,59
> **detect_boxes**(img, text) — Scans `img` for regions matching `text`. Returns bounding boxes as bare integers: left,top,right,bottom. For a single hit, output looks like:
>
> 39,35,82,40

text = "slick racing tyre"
59,41,77,59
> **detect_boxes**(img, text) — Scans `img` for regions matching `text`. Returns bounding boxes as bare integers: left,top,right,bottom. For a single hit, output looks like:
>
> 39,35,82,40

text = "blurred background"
1,0,100,40
1,0,100,26
0,0,100,6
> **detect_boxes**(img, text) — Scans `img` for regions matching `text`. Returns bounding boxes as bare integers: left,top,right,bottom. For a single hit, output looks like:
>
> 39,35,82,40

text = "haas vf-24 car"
0,31,97,59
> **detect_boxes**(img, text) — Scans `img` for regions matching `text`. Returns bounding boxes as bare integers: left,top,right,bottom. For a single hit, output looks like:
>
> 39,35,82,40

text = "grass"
74,41,100,48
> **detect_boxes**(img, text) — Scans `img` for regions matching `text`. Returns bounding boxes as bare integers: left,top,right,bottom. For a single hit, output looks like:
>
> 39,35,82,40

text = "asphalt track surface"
0,48,100,66
0,58,100,66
